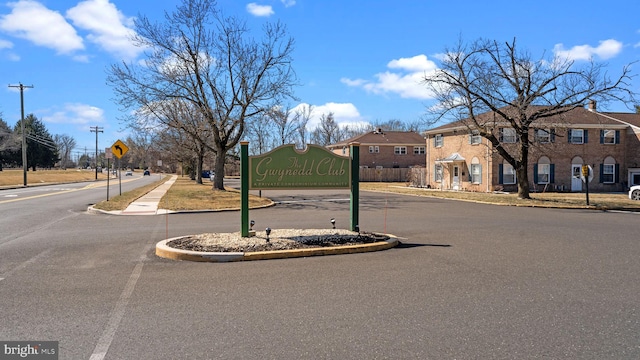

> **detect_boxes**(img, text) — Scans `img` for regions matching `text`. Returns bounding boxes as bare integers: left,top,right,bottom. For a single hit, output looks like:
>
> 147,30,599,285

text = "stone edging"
155,235,399,262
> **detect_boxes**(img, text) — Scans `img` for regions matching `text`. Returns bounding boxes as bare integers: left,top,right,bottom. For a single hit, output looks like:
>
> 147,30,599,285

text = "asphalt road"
1,178,639,359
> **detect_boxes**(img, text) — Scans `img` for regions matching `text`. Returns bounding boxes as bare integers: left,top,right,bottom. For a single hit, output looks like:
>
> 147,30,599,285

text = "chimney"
588,100,597,112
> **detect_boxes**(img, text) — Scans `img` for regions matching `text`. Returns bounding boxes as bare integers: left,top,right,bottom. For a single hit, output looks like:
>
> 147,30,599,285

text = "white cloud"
0,38,12,49
292,102,364,130
553,39,623,61
43,103,105,125
246,3,274,17
281,0,296,7
0,0,84,54
341,54,438,100
66,0,142,60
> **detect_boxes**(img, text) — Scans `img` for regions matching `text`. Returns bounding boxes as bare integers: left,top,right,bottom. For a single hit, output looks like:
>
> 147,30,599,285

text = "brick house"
422,102,640,192
327,130,427,169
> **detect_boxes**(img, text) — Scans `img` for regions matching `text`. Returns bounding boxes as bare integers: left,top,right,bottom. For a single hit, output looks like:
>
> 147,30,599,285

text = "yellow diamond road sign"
111,140,129,159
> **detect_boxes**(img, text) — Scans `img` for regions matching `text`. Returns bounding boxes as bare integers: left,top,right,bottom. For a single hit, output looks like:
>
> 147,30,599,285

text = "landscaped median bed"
155,229,399,262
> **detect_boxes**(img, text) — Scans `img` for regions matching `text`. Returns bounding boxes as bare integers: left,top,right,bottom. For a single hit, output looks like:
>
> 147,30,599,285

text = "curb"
155,235,400,262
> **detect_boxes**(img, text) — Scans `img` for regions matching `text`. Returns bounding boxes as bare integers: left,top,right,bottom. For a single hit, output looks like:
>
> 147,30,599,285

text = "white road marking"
89,244,152,360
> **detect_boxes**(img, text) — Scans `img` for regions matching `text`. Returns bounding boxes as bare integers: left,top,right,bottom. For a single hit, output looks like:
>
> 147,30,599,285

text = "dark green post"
350,142,360,231
241,141,250,237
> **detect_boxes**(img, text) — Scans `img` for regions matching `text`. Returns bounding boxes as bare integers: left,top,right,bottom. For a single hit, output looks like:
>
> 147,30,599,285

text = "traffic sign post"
581,165,592,206
111,140,128,195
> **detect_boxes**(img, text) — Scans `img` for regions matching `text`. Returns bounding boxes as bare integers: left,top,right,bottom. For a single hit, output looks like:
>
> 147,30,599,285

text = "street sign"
105,147,113,159
111,140,129,159
580,165,593,183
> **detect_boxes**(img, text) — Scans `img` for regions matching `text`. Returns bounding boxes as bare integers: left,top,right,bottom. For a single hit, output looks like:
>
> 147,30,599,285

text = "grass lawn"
360,182,640,211
0,168,109,187
158,176,273,211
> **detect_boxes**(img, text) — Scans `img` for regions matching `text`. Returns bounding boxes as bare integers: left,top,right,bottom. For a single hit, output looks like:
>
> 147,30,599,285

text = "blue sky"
1,0,639,155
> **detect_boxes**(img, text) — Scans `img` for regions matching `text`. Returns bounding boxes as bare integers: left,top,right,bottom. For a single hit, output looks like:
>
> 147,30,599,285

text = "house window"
501,162,516,184
434,164,443,182
394,146,407,155
470,164,482,184
601,129,619,144
434,134,444,147
413,146,425,155
369,146,379,153
569,129,586,144
535,128,554,143
537,164,550,184
602,164,615,183
600,156,618,184
499,128,517,143
469,130,482,145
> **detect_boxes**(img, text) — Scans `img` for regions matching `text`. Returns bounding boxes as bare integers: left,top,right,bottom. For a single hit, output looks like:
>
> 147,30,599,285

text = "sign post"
581,165,593,206
111,140,129,196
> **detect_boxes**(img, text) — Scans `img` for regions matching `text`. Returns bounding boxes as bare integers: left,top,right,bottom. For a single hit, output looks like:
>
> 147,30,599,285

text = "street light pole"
90,126,104,180
8,83,34,187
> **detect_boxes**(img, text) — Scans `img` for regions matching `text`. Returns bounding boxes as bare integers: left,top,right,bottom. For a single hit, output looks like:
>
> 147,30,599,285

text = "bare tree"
107,0,296,190
245,112,275,155
423,37,635,199
292,104,313,149
268,105,299,146
53,134,76,169
310,112,342,146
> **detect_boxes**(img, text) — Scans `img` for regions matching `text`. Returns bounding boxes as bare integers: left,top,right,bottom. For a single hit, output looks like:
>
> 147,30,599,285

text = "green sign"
249,144,350,189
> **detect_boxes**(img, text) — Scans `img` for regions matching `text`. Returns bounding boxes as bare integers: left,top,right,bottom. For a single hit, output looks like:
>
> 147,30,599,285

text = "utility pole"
90,126,104,180
8,83,34,187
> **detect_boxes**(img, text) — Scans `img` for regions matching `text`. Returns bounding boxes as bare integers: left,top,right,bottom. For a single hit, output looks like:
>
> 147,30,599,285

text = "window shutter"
498,164,504,184
550,164,555,183
478,165,482,184
600,130,604,144
615,130,620,144
599,164,604,183
498,128,503,142
533,163,538,183
567,129,572,143
468,134,472,144
615,164,620,183
584,130,588,143
550,129,556,143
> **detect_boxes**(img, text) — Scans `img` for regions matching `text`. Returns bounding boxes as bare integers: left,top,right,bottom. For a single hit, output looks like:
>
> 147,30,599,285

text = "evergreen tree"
14,114,59,170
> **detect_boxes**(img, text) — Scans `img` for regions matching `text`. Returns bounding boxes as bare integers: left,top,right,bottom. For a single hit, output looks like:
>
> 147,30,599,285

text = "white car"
629,185,640,200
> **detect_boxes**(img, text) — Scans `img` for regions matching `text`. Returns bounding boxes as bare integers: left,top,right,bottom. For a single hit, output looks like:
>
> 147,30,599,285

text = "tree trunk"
212,151,226,190
516,165,530,199
195,152,204,184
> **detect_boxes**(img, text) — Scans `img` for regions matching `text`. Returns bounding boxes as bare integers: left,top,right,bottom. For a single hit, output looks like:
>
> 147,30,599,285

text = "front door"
571,164,582,191
453,166,460,190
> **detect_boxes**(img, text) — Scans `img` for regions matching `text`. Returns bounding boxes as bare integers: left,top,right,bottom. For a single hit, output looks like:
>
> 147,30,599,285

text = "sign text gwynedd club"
249,144,350,189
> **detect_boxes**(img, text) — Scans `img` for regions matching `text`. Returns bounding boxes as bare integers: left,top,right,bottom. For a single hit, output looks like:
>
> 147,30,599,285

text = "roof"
436,153,466,163
423,105,640,135
327,130,426,148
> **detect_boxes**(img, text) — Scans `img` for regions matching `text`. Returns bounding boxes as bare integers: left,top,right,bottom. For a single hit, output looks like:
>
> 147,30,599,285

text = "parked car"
143,170,150,176
125,170,133,176
629,185,640,200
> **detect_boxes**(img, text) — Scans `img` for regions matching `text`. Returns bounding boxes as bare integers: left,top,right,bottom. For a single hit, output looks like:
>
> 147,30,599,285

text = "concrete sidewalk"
120,175,177,215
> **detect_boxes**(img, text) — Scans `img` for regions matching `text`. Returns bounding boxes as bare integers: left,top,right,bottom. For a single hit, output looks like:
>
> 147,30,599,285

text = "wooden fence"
359,168,411,182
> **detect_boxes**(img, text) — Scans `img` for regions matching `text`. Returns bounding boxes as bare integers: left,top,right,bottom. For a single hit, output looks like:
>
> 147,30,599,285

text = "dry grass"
0,168,108,187
360,182,640,211
93,176,170,211
158,176,272,211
